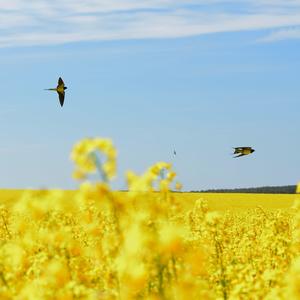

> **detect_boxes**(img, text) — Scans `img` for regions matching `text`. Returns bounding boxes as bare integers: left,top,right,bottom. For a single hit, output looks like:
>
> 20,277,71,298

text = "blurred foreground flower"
0,136,299,300
126,161,177,194
71,137,117,181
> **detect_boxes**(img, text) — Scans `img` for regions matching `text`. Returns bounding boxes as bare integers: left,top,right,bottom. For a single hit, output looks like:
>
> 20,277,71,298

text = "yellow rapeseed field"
0,137,299,299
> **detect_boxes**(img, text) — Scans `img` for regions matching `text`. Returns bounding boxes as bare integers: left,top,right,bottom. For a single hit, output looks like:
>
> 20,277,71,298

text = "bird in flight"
232,147,255,158
45,77,67,107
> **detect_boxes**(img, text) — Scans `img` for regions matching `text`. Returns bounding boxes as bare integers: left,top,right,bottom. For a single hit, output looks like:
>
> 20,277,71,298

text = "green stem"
0,270,8,288
1,215,11,239
89,152,108,183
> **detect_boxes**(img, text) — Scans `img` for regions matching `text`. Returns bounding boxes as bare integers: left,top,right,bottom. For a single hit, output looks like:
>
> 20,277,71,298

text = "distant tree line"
190,185,297,194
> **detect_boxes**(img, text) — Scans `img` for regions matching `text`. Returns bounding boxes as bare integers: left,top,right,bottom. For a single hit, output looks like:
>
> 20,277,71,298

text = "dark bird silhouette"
233,147,255,158
174,150,176,156
45,77,67,107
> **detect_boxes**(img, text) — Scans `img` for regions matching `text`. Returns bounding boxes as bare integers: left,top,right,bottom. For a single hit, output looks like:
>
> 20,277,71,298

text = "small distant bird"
45,77,67,107
233,147,255,158
174,150,176,156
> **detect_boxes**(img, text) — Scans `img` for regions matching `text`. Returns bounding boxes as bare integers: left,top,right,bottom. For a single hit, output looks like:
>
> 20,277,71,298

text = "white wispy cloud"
0,0,300,47
258,27,300,42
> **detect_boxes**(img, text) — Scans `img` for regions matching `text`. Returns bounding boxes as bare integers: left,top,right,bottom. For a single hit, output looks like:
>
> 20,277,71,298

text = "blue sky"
0,0,300,190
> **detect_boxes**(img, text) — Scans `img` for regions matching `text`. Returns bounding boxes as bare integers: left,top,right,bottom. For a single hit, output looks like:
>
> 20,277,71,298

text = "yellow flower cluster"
70,138,117,181
0,137,299,299
126,161,178,195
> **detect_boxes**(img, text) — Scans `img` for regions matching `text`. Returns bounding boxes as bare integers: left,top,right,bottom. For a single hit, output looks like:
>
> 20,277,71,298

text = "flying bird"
45,77,67,107
232,147,255,158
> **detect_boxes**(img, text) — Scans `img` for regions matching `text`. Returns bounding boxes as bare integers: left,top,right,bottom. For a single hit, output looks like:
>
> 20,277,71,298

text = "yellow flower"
103,161,116,180
296,182,300,194
126,170,155,193
127,161,177,195
205,211,221,225
175,182,183,191
70,137,117,181
1,242,27,274
149,162,171,176
159,179,170,192
44,259,70,288
167,171,177,181
72,168,87,180
159,223,185,257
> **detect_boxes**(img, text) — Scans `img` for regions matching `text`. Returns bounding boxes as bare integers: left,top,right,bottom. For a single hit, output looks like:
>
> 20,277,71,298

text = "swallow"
233,147,255,158
45,77,67,107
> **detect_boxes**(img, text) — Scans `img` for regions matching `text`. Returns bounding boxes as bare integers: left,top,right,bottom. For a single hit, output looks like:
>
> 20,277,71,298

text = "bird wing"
234,153,246,158
58,91,65,107
233,147,242,154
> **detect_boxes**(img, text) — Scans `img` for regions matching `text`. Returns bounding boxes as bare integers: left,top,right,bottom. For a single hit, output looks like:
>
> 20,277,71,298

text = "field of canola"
0,137,299,299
